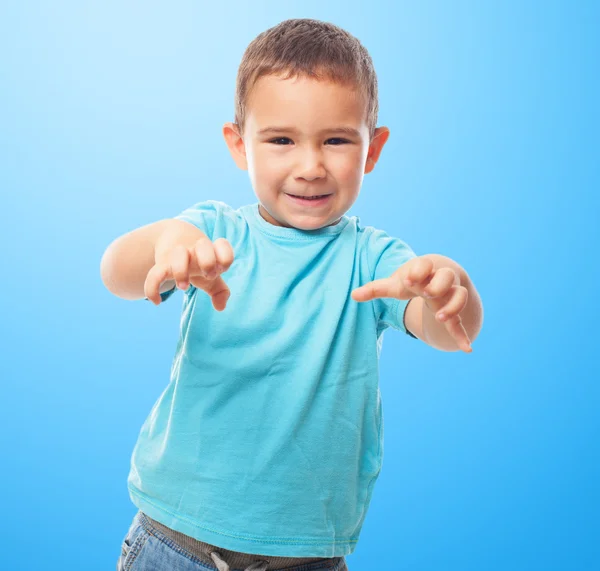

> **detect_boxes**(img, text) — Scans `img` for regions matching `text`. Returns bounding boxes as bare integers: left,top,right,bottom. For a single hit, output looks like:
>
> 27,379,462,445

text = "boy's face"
223,73,389,230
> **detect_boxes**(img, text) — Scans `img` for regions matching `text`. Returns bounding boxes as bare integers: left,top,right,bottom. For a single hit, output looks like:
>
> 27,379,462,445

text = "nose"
295,148,327,181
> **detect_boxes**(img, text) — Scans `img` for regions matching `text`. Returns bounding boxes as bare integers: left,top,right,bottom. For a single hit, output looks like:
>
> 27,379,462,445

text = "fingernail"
437,313,446,321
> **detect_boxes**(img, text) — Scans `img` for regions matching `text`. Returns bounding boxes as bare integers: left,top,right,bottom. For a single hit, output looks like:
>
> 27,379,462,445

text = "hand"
144,236,234,310
351,256,472,353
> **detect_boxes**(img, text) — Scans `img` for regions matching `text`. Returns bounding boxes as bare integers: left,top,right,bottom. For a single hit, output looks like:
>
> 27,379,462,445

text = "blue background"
1,1,597,570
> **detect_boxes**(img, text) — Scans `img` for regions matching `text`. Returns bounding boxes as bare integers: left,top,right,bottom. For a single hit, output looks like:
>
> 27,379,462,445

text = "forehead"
245,73,367,134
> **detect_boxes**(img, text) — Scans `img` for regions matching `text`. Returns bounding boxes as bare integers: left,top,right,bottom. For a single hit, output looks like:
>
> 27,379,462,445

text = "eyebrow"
257,126,362,137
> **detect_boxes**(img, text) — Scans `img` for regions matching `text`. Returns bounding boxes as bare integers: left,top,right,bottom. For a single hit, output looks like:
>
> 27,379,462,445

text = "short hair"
234,18,379,140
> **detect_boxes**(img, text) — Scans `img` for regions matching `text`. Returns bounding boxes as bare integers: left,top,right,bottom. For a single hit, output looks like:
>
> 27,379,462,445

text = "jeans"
117,511,349,571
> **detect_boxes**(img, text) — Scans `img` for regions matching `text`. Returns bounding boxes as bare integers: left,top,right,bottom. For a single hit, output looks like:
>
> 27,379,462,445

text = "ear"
364,127,390,174
223,122,248,171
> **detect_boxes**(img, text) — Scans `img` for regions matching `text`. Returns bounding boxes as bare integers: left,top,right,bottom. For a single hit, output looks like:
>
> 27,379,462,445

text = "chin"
291,217,335,231
294,223,324,231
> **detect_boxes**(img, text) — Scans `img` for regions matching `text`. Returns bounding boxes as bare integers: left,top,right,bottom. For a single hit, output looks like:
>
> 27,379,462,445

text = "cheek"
332,154,363,182
256,152,287,182
248,150,271,183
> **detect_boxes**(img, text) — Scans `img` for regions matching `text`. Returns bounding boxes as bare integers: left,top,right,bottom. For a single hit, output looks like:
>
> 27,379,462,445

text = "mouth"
285,193,333,207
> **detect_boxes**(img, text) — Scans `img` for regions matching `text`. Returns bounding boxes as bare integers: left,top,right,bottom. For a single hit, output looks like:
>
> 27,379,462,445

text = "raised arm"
100,218,207,301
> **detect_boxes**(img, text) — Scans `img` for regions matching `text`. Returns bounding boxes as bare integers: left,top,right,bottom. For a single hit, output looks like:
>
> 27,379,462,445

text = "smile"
285,193,333,207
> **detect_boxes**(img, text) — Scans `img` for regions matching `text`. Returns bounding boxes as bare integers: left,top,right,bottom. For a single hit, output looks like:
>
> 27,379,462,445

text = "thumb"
351,277,400,302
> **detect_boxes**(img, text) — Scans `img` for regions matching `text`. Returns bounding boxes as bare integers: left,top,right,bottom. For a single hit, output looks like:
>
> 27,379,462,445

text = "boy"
102,18,483,571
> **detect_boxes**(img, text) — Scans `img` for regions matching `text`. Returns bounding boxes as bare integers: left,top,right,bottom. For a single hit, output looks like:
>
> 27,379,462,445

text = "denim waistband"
139,511,340,570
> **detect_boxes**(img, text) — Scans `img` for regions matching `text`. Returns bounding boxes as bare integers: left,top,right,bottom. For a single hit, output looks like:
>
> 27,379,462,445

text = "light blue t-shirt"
128,200,418,557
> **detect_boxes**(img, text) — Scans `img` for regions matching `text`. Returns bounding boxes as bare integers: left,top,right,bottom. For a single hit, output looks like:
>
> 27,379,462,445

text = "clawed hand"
351,256,472,353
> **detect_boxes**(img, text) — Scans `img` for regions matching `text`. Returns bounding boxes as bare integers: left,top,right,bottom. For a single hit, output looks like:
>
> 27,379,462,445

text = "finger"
144,263,172,305
352,276,402,302
193,236,218,279
402,270,435,300
404,275,434,302
444,315,473,353
433,286,471,353
434,286,468,322
202,275,231,311
422,267,456,299
404,257,435,289
169,244,191,289
212,238,235,273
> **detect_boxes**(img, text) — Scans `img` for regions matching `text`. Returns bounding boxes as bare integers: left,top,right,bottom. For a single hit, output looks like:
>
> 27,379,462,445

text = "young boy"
102,18,483,571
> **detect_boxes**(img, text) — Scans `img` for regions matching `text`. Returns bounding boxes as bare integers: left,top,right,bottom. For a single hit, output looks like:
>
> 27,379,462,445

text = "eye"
267,137,351,145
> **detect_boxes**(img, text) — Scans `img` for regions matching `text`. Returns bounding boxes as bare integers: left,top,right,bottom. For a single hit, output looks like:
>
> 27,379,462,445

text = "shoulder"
174,200,246,240
354,221,416,271
177,199,235,217
352,218,407,246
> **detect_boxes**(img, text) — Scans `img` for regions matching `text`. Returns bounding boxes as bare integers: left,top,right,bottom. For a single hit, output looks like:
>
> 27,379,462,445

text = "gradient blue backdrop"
1,2,597,570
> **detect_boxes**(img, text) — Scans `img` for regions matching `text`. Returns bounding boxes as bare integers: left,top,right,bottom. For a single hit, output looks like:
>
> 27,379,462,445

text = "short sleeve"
173,199,225,241
367,227,419,337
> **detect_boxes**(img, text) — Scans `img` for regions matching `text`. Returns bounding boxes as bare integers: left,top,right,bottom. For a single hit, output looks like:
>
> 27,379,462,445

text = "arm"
100,218,207,300
404,254,483,352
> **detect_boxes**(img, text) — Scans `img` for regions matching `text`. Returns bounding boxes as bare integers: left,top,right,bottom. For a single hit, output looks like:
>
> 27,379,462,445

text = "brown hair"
234,18,379,140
